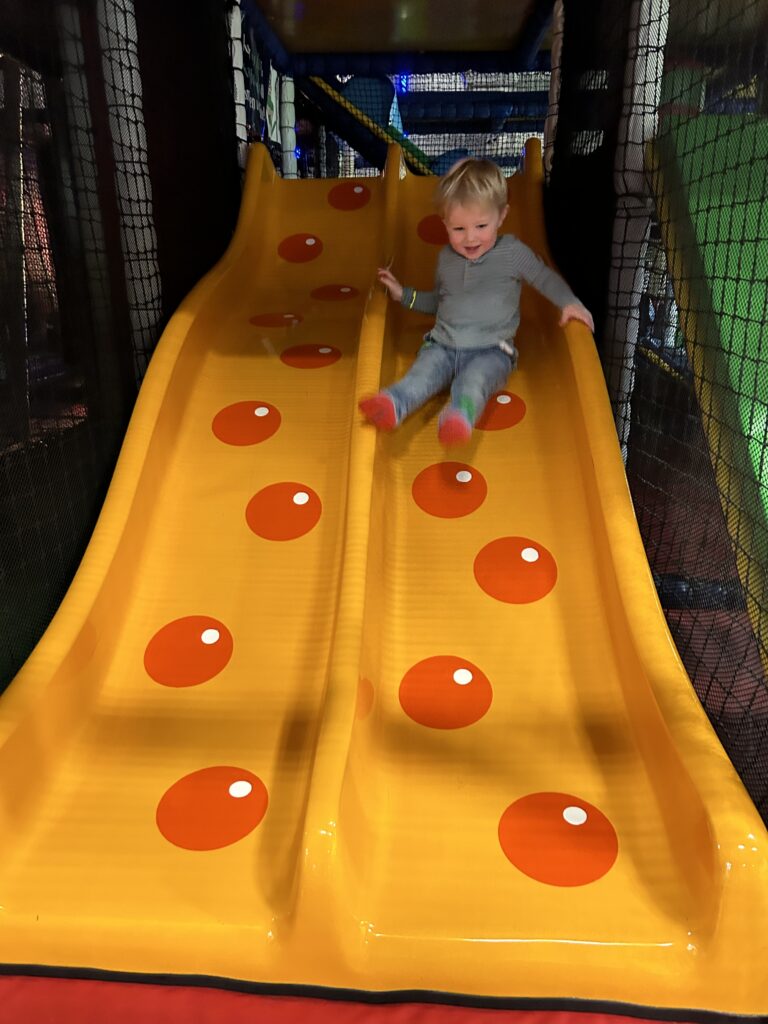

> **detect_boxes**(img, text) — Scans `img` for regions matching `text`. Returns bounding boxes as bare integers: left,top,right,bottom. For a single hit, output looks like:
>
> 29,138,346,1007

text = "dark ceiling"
257,0,553,54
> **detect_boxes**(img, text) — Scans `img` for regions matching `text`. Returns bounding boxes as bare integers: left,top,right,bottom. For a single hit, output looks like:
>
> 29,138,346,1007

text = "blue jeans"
384,340,515,426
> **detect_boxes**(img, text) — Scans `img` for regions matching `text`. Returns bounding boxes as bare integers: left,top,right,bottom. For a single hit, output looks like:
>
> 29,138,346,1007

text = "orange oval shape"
277,233,323,262
328,182,371,210
157,766,268,851
476,391,526,431
212,401,281,446
412,461,487,518
474,536,557,603
417,214,448,245
499,792,618,886
280,344,341,369
144,616,233,687
399,655,492,729
246,482,322,540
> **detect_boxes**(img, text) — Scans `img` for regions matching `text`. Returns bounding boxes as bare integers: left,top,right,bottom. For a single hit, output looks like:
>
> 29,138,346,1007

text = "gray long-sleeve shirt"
400,234,580,354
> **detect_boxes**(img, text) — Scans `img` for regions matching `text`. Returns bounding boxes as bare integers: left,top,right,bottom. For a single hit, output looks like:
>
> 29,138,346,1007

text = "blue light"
295,145,302,158
396,73,410,95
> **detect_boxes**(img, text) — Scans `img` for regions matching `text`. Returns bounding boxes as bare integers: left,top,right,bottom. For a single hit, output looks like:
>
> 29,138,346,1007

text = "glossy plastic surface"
0,142,765,1015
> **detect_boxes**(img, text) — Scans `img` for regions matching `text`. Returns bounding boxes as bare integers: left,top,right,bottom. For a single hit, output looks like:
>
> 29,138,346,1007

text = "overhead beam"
398,90,549,122
404,118,546,135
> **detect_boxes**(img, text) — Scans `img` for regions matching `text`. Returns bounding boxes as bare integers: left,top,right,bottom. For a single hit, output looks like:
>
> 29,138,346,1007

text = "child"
359,158,594,446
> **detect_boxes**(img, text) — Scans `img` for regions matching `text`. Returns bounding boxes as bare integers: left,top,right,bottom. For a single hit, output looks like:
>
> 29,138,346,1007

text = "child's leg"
439,347,513,444
360,343,453,429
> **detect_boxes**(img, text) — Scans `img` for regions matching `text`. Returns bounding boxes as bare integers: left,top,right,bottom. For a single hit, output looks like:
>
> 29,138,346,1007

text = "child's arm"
377,267,439,314
512,241,593,331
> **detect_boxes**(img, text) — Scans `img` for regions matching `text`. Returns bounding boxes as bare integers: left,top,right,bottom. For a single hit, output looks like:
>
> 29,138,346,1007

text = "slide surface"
0,141,766,1017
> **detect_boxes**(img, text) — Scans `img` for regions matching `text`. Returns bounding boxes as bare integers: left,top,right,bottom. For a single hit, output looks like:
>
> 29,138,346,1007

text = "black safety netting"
0,0,239,689
547,0,767,819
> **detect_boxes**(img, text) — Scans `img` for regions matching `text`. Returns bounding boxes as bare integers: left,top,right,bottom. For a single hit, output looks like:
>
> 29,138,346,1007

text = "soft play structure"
649,115,768,663
0,137,766,1020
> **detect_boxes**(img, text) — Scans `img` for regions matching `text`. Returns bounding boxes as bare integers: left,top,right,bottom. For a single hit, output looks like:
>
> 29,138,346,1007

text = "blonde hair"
435,158,507,216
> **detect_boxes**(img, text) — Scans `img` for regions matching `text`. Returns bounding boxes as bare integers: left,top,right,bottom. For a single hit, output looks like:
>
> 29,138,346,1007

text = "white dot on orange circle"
293,492,310,506
283,313,295,319
563,806,588,826
455,470,472,483
453,668,473,686
353,186,364,193
201,629,220,645
497,395,512,405
229,780,253,799
522,547,540,563
319,347,332,353
340,287,352,293
305,237,317,246
254,406,270,417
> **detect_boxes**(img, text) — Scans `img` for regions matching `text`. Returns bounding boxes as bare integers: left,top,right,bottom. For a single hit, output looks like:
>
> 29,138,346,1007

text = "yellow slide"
0,140,765,1017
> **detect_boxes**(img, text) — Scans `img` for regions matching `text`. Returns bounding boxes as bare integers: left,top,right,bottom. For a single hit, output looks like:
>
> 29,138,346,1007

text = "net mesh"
0,36,129,688
0,0,238,690
548,0,768,819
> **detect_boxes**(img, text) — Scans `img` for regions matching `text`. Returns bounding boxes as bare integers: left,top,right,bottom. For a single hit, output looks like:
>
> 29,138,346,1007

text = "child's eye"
477,224,487,229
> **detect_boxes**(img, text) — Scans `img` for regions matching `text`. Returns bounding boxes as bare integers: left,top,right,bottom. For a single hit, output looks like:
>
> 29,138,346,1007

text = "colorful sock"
359,393,397,431
438,408,472,446
456,396,477,423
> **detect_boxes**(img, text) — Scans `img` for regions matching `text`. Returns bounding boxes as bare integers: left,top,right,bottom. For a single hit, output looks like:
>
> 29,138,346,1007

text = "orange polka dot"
328,182,371,210
212,401,280,446
144,616,233,687
476,391,526,431
249,312,303,327
417,214,448,245
278,233,323,262
356,677,375,720
412,462,487,518
474,537,557,603
310,284,359,301
280,344,341,369
498,792,618,886
156,766,268,851
399,655,492,729
246,482,321,540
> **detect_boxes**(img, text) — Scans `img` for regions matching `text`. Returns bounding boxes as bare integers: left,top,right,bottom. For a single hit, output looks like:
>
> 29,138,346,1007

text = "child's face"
443,201,508,261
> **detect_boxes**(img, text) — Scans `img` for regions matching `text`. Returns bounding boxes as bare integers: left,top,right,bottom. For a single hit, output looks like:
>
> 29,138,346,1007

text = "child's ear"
500,204,510,224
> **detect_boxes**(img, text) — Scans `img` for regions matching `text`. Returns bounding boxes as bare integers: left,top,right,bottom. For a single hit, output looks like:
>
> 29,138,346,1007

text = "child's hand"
559,303,594,332
378,267,404,302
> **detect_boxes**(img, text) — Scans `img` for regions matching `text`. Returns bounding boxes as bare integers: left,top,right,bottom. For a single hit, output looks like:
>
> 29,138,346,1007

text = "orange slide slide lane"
0,140,765,1019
